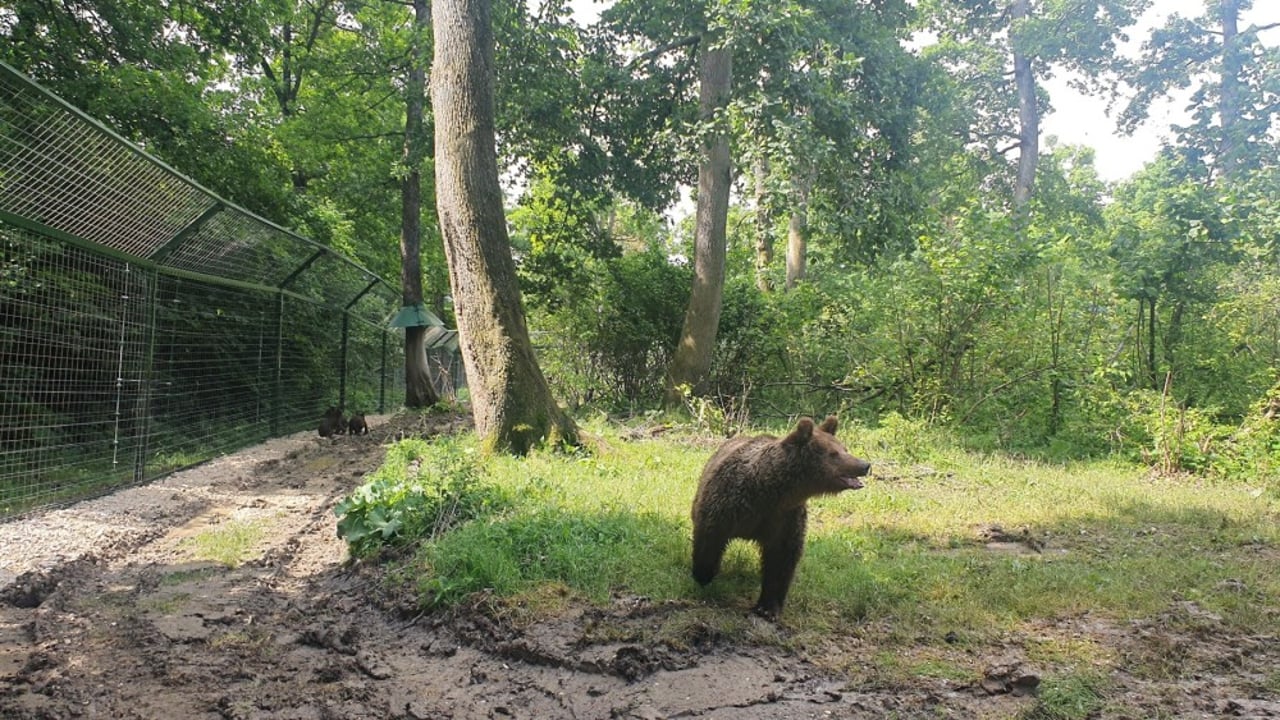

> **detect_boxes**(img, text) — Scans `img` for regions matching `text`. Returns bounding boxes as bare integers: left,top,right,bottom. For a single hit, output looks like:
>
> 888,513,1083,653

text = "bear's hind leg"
691,527,730,586
754,508,807,619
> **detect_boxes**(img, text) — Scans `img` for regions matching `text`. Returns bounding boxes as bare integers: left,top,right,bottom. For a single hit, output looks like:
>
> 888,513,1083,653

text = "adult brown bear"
690,415,870,619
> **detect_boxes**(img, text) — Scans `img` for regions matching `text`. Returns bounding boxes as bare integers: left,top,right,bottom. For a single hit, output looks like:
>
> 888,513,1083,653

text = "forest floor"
0,413,1276,719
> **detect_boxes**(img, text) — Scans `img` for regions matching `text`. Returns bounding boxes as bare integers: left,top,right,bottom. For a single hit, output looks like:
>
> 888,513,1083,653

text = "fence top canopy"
0,61,400,326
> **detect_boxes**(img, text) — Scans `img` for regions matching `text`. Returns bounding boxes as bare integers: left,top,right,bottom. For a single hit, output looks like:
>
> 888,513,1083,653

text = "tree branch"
627,34,702,69
974,129,1019,142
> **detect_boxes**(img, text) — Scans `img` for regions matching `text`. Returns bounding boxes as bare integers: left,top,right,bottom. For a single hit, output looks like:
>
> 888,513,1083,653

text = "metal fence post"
272,292,285,436
380,330,388,414
135,266,159,483
339,312,350,411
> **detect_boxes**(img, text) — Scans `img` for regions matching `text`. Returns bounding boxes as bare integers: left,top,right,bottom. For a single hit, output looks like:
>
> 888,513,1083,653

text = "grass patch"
348,415,1280,666
1022,671,1109,719
416,507,687,607
180,519,266,567
209,629,274,655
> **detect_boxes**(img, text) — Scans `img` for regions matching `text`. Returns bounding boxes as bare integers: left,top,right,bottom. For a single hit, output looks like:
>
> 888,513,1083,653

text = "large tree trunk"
431,0,578,453
401,0,439,409
1011,0,1039,214
663,42,732,408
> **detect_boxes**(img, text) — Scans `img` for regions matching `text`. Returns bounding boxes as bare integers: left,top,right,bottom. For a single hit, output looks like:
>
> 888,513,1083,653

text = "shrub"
335,438,511,557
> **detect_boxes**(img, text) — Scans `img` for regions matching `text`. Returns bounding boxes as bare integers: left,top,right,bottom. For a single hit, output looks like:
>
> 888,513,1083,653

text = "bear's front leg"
753,507,807,619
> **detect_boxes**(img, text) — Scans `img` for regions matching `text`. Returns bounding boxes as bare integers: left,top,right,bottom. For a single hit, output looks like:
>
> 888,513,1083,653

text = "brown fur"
690,415,870,619
318,406,344,438
348,413,368,435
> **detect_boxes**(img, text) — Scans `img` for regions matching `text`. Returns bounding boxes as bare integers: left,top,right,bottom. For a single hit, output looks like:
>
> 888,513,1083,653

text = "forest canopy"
3,0,1278,472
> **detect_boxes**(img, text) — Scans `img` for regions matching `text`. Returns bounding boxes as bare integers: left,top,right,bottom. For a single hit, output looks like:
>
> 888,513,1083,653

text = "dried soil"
1,414,1276,719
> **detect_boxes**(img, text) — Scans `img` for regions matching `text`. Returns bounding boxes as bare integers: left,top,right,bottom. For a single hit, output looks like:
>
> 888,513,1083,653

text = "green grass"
354,415,1280,683
179,519,267,567
1022,671,1110,720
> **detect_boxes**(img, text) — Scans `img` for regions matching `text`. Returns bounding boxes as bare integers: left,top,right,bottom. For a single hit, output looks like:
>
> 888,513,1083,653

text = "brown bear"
348,413,369,435
318,406,344,438
690,415,870,619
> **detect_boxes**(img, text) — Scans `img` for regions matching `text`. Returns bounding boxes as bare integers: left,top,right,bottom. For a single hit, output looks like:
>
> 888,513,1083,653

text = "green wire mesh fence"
0,62,442,517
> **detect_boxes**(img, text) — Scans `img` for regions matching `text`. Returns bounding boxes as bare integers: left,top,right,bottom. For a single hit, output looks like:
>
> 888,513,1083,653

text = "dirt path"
2,415,1275,719
0,414,958,720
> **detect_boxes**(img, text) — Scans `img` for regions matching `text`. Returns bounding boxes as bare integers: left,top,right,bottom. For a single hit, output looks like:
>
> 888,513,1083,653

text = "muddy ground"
1,413,1277,719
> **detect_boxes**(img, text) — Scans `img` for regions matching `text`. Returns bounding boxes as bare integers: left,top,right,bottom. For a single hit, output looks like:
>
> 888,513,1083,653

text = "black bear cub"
690,415,870,619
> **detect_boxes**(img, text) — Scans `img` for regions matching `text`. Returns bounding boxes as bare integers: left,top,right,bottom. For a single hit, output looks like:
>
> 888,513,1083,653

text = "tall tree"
401,0,440,408
752,156,773,291
1009,0,1037,213
784,166,812,290
920,0,1149,212
594,0,738,407
431,0,579,452
253,0,339,192
737,0,923,284
664,40,733,407
1121,0,1280,180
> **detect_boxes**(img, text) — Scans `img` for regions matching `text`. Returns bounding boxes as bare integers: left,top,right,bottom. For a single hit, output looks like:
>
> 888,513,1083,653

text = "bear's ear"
819,415,838,434
784,417,815,445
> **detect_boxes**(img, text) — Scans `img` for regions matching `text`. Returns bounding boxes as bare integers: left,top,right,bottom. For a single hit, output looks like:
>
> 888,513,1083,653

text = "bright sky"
568,1,1278,184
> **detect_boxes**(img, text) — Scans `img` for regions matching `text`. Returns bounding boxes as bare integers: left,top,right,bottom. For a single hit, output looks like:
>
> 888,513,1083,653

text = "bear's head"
784,415,871,495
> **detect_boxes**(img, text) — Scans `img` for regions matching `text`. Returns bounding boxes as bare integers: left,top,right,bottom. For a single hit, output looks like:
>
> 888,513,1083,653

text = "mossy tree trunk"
430,0,578,453
664,42,732,408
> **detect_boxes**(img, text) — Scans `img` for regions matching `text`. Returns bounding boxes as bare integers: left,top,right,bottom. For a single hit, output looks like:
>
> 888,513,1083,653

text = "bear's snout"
840,458,871,490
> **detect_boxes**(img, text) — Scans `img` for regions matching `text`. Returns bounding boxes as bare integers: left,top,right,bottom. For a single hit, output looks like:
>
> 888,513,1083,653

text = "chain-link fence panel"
0,62,443,518
0,225,150,513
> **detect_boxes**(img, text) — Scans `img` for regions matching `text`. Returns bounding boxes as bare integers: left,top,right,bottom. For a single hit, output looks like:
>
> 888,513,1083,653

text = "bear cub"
348,413,369,435
318,406,344,438
690,415,870,619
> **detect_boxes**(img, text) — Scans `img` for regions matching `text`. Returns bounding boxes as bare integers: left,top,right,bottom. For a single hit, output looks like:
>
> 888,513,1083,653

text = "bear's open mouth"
841,477,865,490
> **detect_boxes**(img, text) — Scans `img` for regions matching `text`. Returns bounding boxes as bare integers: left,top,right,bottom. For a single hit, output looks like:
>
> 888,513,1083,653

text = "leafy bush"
532,245,690,407
1084,388,1233,474
335,438,511,557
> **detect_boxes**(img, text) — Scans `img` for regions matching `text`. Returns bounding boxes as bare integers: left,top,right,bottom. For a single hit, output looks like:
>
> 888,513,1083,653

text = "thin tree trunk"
402,0,438,409
1047,266,1063,435
753,155,772,292
1219,0,1242,178
663,42,732,408
1148,297,1158,390
431,0,578,452
1011,0,1039,215
784,166,812,292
